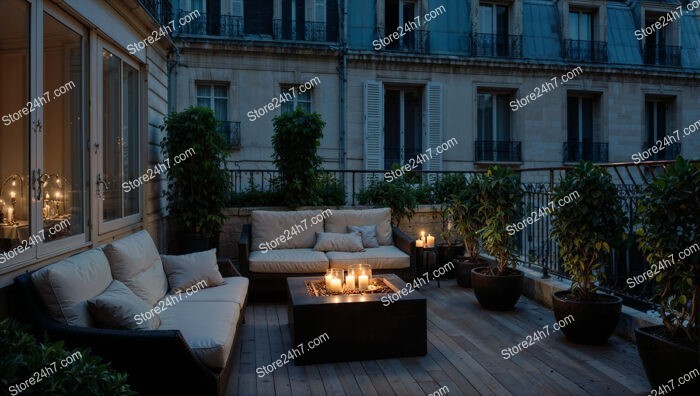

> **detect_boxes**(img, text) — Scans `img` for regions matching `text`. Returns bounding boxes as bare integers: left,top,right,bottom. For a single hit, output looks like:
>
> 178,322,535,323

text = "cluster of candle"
324,264,373,293
415,230,435,248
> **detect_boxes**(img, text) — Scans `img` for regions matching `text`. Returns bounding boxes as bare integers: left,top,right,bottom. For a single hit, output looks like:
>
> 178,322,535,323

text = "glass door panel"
0,0,31,269
41,12,85,244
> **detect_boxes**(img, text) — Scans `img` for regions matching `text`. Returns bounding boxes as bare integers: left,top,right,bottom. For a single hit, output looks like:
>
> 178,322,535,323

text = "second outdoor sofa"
238,207,416,292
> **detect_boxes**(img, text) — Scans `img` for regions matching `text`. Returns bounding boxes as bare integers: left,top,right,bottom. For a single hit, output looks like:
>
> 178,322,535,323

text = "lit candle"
346,274,356,290
330,278,342,293
325,274,333,290
7,207,13,223
416,239,424,248
45,193,50,200
358,275,369,291
55,192,61,199
420,230,425,243
10,191,16,199
427,234,435,248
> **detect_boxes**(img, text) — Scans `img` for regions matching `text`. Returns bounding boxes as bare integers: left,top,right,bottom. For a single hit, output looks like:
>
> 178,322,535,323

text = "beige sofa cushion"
87,280,160,330
161,249,224,293
313,231,365,252
104,230,168,306
158,301,239,369
324,208,393,245
251,210,327,251
31,249,113,327
249,249,329,273
326,246,410,270
161,277,248,308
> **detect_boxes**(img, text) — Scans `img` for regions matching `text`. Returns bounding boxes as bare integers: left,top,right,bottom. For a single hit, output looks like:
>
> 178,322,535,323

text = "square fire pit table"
287,274,426,365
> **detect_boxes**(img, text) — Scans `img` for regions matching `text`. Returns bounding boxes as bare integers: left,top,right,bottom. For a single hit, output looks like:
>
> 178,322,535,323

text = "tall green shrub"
357,178,417,226
477,166,522,274
161,106,230,236
635,157,699,344
551,161,627,301
271,108,326,206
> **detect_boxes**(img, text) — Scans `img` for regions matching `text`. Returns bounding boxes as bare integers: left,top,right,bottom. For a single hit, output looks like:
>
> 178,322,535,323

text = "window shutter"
314,0,326,22
364,81,383,186
231,0,243,16
425,83,443,180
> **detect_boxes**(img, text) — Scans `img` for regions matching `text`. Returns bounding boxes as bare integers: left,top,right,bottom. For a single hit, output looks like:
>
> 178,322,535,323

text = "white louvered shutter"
424,83,443,182
231,0,243,16
364,81,383,186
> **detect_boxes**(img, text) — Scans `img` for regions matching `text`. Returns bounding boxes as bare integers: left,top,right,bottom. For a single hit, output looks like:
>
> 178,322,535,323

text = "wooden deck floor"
224,279,650,396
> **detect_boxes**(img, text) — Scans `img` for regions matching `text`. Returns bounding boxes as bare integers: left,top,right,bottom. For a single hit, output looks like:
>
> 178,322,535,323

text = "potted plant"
550,161,626,344
0,318,134,395
357,177,417,227
447,175,488,288
435,174,467,276
471,166,524,310
634,157,699,390
161,106,230,253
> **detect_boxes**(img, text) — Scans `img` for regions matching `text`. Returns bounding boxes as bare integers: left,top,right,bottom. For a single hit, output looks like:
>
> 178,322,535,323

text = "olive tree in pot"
161,107,230,253
471,166,524,310
634,157,699,392
446,175,488,288
435,174,468,277
550,161,627,345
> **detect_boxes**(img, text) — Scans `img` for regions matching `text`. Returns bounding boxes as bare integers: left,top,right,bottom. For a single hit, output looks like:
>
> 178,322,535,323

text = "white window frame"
280,84,312,113
196,83,229,121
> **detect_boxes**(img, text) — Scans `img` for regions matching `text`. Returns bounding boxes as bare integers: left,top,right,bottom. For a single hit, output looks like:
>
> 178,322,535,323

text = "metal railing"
563,141,608,163
227,160,691,307
139,0,172,26
218,121,241,149
475,140,522,162
375,28,429,53
563,39,608,62
177,11,243,37
272,20,335,42
470,33,522,58
643,45,681,66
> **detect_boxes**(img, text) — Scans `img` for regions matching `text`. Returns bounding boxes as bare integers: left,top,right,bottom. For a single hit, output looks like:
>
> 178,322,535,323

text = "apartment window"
569,10,593,41
384,88,422,169
474,3,519,57
101,49,140,227
197,84,229,122
384,0,418,51
280,85,311,113
565,9,607,62
566,95,606,162
190,0,207,34
645,99,679,160
477,92,520,162
231,0,243,16
643,12,680,65
245,0,273,35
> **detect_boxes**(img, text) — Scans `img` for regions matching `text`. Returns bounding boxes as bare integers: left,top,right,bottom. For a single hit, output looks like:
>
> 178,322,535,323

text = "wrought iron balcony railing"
643,141,681,161
470,33,522,58
643,45,681,66
374,28,429,54
139,0,173,26
563,141,608,162
272,20,335,42
563,39,608,62
177,11,243,37
475,140,522,162
218,121,241,149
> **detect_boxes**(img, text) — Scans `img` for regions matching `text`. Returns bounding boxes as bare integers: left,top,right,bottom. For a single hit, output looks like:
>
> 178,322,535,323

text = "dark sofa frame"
12,260,246,396
238,223,417,293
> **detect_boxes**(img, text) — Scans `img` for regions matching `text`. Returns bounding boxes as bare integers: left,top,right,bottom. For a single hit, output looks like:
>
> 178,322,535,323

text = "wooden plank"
316,363,346,396
347,361,379,396
253,304,277,396
276,305,313,396
360,360,399,395
332,362,364,396
266,304,293,396
231,304,257,396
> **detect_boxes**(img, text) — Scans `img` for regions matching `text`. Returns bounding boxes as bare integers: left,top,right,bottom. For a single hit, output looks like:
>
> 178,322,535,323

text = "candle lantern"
352,264,372,291
325,268,344,294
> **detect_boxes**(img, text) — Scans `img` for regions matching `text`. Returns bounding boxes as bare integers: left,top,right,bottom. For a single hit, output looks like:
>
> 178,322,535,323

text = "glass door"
36,9,87,256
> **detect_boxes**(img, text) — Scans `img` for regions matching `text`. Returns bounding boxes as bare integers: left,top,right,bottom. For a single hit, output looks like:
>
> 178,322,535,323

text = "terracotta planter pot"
552,291,622,345
635,326,700,394
471,267,523,310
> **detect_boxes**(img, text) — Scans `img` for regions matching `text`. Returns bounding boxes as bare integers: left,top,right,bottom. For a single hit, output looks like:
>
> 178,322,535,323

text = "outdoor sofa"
13,230,248,396
238,207,416,292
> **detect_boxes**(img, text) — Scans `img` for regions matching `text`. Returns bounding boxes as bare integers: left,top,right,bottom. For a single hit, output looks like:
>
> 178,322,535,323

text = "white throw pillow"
161,249,224,293
104,230,169,306
313,232,365,252
87,280,160,330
